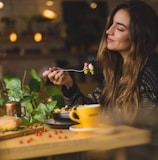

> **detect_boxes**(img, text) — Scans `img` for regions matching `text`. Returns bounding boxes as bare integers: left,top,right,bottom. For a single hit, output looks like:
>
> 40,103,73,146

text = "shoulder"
140,52,158,92
146,52,158,67
140,53,158,104
143,53,158,74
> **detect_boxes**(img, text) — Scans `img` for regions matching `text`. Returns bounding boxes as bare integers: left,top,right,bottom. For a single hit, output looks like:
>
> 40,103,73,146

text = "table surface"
0,124,151,159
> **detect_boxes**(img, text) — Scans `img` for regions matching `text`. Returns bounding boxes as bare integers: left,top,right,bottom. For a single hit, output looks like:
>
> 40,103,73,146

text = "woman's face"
106,9,132,59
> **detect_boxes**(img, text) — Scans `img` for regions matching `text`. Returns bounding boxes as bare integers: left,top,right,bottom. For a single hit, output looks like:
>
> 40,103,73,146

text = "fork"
54,69,84,73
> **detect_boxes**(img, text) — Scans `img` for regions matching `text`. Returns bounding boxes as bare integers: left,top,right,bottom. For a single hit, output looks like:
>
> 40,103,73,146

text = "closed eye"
117,27,125,32
116,22,128,32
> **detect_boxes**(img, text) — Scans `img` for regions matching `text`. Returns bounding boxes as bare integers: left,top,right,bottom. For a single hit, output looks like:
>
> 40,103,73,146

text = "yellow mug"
69,104,101,128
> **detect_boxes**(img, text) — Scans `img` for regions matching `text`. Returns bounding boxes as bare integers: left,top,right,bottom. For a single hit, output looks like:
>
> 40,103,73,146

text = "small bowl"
53,112,70,121
53,111,79,123
53,105,78,122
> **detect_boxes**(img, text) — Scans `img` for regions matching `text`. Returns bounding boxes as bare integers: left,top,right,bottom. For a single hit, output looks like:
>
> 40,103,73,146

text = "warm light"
90,2,97,9
0,2,4,9
34,33,42,42
42,9,57,19
46,0,54,6
9,32,17,42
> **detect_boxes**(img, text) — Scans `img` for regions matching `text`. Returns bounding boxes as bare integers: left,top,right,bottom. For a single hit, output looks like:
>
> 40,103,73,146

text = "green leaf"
27,68,42,82
3,76,23,100
46,85,63,96
34,113,46,122
7,88,23,100
28,79,40,92
0,99,5,106
45,101,57,113
21,117,30,125
36,103,46,115
45,85,65,107
3,76,21,89
26,103,33,113
31,109,41,115
52,95,65,108
20,96,32,103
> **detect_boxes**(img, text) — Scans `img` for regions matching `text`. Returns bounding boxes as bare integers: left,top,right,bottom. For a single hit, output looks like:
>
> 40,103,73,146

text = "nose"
106,26,114,35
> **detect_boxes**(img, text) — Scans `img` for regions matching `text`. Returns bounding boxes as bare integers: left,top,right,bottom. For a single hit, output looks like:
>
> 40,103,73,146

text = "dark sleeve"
61,82,102,105
140,54,158,108
137,54,158,129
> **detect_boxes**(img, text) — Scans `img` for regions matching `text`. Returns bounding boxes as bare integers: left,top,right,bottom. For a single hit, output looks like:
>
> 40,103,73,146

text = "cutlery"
54,69,84,73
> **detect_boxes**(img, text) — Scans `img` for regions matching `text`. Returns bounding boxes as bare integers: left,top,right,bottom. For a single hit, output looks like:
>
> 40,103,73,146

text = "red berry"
38,132,42,136
54,131,58,135
23,132,27,136
29,137,33,141
27,139,31,143
34,124,38,128
48,134,52,138
35,131,39,136
29,125,32,129
43,128,47,132
19,140,23,144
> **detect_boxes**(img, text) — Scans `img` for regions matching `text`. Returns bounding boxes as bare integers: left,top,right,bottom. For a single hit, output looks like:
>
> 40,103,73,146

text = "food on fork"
48,62,94,75
83,62,94,75
0,116,22,131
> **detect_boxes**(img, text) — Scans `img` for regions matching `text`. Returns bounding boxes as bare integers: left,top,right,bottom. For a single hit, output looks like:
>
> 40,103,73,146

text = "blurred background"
0,0,157,89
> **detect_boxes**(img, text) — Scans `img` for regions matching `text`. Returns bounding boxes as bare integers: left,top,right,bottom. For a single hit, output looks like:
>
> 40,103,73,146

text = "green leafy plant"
0,68,65,125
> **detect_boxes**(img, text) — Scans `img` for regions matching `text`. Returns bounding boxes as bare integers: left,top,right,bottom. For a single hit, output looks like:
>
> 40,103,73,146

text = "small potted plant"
0,68,65,125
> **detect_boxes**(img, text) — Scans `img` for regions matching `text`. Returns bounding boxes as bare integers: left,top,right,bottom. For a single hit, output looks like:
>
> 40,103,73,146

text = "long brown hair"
97,1,158,119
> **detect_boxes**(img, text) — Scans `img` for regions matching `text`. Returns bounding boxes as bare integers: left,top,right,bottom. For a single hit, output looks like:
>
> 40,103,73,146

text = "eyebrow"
116,22,128,29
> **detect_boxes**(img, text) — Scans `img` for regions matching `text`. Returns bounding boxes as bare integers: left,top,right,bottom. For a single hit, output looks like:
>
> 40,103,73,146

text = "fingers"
52,74,60,82
42,70,51,77
42,67,59,78
47,70,65,84
42,67,53,77
42,67,72,86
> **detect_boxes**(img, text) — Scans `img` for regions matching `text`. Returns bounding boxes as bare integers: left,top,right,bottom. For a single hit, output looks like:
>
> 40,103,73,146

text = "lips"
107,38,113,43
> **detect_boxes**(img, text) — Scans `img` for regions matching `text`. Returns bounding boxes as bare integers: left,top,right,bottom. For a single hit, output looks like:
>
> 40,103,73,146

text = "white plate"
69,124,97,133
69,124,117,134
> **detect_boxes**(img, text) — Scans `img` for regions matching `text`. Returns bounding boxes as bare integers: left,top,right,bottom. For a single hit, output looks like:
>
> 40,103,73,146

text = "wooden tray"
0,125,44,141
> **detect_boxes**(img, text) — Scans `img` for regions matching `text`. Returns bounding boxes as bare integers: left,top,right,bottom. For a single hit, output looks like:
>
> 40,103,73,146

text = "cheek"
118,34,131,47
118,33,129,41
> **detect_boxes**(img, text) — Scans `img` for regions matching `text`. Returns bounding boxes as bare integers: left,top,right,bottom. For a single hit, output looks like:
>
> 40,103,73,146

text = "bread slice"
0,116,22,131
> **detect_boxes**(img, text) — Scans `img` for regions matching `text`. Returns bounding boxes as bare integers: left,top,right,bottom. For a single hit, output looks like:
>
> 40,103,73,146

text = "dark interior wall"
62,1,108,50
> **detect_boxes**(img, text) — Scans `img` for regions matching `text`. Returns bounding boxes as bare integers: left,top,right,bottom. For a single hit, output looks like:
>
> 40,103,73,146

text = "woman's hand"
42,67,74,89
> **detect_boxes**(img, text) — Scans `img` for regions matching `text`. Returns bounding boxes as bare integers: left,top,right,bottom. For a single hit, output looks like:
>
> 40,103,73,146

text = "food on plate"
83,62,94,75
54,105,73,113
0,116,22,131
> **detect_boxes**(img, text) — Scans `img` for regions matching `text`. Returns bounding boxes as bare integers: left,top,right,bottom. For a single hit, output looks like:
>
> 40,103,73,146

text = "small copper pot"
4,101,21,117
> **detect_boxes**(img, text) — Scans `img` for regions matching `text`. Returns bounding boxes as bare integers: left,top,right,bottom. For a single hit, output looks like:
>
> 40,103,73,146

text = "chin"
107,46,116,50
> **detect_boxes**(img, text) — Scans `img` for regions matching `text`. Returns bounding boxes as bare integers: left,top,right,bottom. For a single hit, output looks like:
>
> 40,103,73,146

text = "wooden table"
0,124,151,160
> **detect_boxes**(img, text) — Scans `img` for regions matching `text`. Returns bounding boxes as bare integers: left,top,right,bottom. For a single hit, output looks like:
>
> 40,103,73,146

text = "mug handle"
69,110,80,124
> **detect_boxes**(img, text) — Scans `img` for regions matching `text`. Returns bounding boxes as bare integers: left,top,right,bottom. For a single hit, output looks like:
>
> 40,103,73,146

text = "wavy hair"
97,0,158,119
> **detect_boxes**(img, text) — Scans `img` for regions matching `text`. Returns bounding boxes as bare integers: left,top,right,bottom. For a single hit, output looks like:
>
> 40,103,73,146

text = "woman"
43,0,158,123
43,1,158,159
